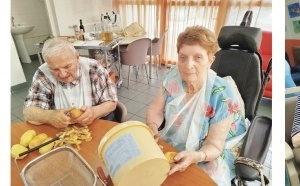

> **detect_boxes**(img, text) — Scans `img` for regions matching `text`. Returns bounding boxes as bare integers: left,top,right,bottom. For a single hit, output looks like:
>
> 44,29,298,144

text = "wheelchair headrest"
218,26,262,53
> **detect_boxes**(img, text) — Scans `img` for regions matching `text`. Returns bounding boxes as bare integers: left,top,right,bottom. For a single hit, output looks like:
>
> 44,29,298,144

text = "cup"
101,31,113,41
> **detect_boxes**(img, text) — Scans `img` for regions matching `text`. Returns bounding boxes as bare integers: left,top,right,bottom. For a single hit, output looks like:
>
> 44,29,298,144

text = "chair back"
148,31,167,55
120,38,151,66
211,26,263,121
114,101,128,123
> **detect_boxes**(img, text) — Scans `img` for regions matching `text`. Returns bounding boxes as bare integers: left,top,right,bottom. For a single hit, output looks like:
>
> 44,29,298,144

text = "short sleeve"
90,62,118,105
208,76,244,125
24,70,54,110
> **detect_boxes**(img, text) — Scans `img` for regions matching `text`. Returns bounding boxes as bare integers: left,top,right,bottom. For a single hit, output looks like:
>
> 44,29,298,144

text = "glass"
101,16,113,41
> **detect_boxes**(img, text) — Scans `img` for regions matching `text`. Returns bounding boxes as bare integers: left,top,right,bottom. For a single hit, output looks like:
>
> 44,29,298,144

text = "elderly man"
23,37,118,128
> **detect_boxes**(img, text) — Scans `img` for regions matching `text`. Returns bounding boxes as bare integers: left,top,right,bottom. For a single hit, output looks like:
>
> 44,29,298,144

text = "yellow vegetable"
69,108,84,119
29,133,48,149
39,137,54,154
164,152,178,164
20,130,36,147
11,144,28,159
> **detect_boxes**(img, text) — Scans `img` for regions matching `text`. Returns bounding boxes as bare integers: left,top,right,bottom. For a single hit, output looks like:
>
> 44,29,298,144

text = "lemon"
164,151,178,164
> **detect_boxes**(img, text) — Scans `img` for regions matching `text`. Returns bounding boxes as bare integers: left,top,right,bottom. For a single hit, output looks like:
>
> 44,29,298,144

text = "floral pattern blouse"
161,66,247,183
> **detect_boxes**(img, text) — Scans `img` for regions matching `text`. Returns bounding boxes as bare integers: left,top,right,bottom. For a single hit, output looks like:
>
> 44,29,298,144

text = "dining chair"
120,38,151,89
147,31,167,76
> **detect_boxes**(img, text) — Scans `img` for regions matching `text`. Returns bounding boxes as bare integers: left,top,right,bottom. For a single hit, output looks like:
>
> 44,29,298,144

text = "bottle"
79,19,85,33
79,19,85,40
101,16,113,41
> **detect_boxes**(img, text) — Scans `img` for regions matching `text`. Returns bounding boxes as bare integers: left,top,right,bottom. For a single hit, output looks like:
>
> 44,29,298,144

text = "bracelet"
147,122,158,128
199,150,207,162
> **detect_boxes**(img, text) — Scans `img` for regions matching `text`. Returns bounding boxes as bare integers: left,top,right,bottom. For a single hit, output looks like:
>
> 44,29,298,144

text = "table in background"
11,120,217,186
34,34,156,80
119,33,154,45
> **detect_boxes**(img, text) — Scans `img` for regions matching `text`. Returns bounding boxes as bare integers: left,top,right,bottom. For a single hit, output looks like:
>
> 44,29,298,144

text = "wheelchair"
211,11,272,186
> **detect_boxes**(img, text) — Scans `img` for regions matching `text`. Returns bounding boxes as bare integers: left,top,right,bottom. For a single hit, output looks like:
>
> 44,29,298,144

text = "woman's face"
47,50,79,83
177,44,214,83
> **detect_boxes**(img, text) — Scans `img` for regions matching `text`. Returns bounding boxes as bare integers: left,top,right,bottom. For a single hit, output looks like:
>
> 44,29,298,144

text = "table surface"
119,33,155,45
73,37,124,50
11,120,217,186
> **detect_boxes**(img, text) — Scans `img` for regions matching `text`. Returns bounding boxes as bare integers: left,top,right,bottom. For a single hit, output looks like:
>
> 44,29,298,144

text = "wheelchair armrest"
235,116,272,181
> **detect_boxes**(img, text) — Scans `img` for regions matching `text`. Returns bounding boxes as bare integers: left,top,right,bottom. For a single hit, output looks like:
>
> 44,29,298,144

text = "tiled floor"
11,58,272,185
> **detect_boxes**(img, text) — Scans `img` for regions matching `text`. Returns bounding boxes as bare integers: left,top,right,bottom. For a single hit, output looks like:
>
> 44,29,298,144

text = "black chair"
240,10,253,27
211,25,272,185
211,26,264,121
114,101,127,123
101,101,127,123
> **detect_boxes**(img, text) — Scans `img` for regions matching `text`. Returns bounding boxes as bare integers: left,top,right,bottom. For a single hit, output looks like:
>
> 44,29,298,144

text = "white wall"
11,35,26,87
45,0,113,36
285,0,300,39
11,0,52,55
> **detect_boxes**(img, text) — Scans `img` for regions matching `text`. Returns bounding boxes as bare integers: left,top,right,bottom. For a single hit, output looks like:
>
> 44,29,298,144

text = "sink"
11,25,34,35
11,25,34,63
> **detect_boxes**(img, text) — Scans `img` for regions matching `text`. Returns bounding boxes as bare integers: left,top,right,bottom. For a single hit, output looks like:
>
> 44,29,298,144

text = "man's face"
47,50,79,83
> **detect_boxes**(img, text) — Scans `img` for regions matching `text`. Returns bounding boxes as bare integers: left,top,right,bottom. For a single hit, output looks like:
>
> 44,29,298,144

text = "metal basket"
18,146,97,186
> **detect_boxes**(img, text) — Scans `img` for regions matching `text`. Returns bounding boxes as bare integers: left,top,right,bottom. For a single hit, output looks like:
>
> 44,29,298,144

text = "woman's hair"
42,37,77,61
177,26,219,58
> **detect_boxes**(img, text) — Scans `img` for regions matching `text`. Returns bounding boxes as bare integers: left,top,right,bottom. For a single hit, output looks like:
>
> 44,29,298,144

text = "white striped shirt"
292,94,300,137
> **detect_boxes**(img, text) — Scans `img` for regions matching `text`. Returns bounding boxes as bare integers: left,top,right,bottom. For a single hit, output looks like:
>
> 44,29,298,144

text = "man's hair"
176,26,219,58
42,37,77,62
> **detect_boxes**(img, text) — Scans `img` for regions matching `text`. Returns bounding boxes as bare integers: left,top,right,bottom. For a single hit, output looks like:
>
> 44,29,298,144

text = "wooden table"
11,120,217,186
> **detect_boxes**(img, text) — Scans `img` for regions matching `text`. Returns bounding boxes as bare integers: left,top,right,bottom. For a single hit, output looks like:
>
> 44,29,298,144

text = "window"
114,0,272,62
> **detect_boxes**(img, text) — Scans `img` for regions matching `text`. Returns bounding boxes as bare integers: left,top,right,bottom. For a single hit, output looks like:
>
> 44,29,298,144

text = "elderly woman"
146,26,247,184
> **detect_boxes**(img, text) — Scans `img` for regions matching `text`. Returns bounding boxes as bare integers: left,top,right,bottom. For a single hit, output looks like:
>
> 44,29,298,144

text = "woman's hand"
75,105,95,126
168,151,203,175
48,108,72,128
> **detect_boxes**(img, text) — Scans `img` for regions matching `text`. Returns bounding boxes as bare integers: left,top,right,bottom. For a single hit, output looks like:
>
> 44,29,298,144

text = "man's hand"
168,151,203,175
74,105,95,126
48,108,73,128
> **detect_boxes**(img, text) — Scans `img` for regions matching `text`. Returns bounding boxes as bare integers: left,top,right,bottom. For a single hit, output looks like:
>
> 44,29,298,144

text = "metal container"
19,146,97,186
